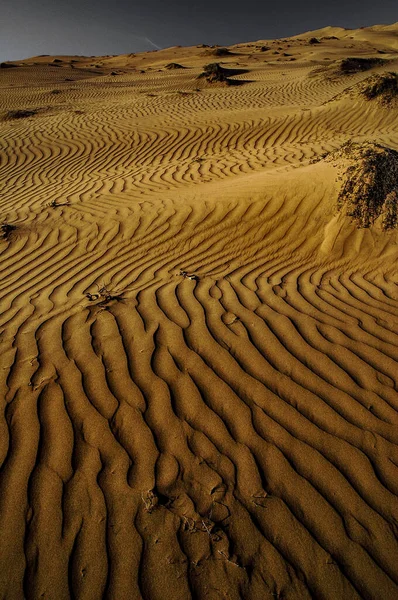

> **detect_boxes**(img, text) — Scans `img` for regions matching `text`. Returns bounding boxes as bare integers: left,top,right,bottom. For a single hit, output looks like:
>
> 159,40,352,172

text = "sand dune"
1,23,398,600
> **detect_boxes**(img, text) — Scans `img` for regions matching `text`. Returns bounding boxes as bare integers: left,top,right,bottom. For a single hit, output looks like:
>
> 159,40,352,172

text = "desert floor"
1,22,398,600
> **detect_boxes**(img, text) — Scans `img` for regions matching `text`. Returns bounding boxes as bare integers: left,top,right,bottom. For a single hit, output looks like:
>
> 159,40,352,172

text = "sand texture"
1,22,398,600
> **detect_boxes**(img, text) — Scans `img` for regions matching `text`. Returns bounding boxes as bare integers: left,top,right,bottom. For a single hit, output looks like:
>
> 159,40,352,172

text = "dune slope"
1,23,398,600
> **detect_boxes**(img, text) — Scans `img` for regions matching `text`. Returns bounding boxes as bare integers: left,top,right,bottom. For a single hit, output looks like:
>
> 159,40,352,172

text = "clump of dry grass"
328,141,398,229
85,283,124,306
198,63,230,83
47,199,70,208
165,62,185,69
205,47,232,57
361,72,398,105
197,63,247,85
1,222,16,240
141,489,172,513
340,57,385,74
179,268,199,281
3,109,38,120
383,191,398,229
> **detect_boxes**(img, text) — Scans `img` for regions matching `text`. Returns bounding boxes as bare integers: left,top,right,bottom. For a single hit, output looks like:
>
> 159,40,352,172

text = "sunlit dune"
1,22,398,600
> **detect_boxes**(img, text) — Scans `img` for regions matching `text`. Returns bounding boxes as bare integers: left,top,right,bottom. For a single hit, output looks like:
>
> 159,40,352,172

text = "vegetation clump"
197,63,246,85
205,47,232,57
361,72,398,105
340,57,385,73
4,109,38,120
309,37,320,44
48,199,69,208
179,269,199,281
1,223,16,240
383,191,398,229
198,63,229,83
328,141,398,229
85,284,124,306
165,63,185,69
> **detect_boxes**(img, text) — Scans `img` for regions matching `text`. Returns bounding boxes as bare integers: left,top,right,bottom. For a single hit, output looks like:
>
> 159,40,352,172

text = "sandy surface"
1,22,398,600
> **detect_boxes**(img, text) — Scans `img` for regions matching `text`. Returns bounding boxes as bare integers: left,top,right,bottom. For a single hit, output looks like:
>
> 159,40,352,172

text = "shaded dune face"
1,24,398,600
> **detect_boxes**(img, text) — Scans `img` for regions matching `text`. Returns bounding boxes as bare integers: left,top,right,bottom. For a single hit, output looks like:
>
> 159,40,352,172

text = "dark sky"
1,0,397,62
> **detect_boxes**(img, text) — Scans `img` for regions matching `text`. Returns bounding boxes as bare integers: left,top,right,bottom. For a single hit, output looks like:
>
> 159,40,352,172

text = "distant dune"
0,22,398,600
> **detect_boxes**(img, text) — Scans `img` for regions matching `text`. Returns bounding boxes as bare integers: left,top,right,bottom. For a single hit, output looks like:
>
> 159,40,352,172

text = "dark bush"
362,72,398,104
165,63,185,69
197,63,229,82
340,57,384,73
210,47,231,57
1,223,16,240
330,142,398,229
197,63,247,84
4,109,37,119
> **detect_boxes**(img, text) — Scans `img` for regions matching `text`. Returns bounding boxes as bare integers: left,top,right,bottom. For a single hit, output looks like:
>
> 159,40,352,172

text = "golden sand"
0,23,398,600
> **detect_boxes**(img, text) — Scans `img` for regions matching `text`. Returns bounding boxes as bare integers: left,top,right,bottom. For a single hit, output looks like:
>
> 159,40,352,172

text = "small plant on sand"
197,63,247,85
141,489,172,513
1,222,16,240
47,199,70,208
198,63,230,83
141,490,158,513
361,72,398,105
207,47,232,57
4,109,38,120
340,57,385,74
383,190,398,229
309,37,320,44
179,269,199,281
85,283,124,305
165,62,185,69
327,141,398,229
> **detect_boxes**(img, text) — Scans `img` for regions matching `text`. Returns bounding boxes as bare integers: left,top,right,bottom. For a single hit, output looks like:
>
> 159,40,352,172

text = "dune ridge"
1,23,398,600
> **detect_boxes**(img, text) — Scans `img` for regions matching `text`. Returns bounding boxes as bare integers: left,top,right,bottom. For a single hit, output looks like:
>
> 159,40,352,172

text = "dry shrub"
197,63,247,85
1,223,16,240
361,72,398,105
329,142,398,229
3,109,38,120
340,57,385,73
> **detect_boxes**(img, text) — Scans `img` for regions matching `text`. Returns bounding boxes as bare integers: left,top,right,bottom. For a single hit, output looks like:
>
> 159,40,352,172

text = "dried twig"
217,550,243,568
141,490,158,513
